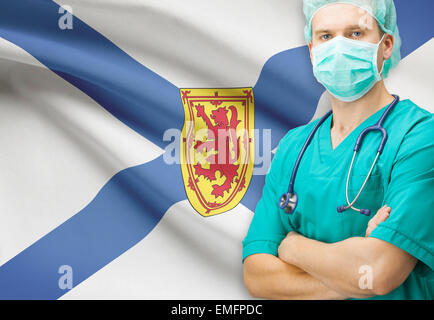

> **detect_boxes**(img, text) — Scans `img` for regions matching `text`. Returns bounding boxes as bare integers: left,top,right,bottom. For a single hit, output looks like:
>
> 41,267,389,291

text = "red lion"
193,104,242,198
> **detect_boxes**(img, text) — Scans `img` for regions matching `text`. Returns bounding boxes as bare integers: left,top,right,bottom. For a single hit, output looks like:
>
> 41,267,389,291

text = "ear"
382,34,394,61
308,41,313,63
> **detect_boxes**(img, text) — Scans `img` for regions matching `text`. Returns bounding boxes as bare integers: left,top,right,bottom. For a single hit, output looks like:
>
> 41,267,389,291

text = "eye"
352,31,362,38
320,34,331,41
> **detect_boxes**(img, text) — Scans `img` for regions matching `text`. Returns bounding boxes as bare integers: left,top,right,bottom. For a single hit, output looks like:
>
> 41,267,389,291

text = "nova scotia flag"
0,0,432,299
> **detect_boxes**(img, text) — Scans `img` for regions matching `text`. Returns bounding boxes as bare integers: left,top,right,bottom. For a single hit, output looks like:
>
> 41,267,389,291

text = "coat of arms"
179,88,255,216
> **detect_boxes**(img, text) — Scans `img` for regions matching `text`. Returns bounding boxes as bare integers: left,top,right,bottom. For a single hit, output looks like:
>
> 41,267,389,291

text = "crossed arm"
243,206,417,299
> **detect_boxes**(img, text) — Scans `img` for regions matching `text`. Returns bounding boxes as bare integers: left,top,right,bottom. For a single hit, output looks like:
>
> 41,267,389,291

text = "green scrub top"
242,99,434,300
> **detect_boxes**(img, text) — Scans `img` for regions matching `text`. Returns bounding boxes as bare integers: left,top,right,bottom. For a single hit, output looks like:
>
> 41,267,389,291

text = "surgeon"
242,0,434,300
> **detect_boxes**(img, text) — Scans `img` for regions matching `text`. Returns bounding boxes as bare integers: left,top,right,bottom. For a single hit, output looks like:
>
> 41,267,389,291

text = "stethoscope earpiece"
360,209,371,216
337,206,346,213
337,206,371,216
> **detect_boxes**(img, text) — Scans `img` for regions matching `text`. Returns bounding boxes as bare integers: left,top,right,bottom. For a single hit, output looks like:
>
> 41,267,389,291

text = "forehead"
311,3,377,32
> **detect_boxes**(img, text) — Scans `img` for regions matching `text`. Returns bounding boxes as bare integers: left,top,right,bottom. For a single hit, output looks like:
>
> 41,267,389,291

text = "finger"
366,206,391,237
365,227,372,237
365,223,376,237
378,206,391,222
371,205,391,225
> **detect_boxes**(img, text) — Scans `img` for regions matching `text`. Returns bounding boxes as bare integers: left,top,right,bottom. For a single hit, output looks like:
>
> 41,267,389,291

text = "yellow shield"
179,88,255,216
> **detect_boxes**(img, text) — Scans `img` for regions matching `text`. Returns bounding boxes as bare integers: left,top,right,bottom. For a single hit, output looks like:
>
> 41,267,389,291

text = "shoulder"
389,99,433,163
397,99,432,116
390,99,433,129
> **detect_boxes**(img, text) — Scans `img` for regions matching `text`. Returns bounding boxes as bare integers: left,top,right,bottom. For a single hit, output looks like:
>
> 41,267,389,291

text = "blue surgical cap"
303,0,401,78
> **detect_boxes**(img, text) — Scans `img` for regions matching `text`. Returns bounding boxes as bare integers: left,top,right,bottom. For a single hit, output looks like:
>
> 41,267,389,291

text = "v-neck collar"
321,103,390,156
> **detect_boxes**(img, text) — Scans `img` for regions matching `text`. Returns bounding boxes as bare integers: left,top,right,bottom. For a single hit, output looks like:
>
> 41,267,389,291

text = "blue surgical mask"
312,35,385,102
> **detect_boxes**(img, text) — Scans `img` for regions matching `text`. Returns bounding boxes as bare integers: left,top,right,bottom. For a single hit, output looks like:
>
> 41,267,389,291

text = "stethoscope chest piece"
279,192,298,214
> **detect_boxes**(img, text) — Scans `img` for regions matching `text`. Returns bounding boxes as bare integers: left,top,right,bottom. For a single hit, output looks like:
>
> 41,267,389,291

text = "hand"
365,205,391,237
278,231,301,264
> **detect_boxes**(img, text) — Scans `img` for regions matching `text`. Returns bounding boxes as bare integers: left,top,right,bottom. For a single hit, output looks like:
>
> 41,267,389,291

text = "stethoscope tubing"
280,94,400,216
287,110,332,194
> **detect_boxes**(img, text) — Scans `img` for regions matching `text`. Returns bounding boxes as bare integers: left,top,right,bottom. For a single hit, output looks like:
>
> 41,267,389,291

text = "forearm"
279,235,398,298
243,254,347,300
280,236,377,298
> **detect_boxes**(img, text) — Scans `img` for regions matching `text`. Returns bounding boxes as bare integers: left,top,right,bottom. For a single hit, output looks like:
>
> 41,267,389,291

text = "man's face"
309,3,393,70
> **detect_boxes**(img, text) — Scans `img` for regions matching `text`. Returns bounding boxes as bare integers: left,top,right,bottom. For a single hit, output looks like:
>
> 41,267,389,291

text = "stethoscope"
279,95,400,217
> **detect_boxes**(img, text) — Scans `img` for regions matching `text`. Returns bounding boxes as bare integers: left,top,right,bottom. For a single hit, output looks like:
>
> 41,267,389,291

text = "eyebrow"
313,25,363,35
